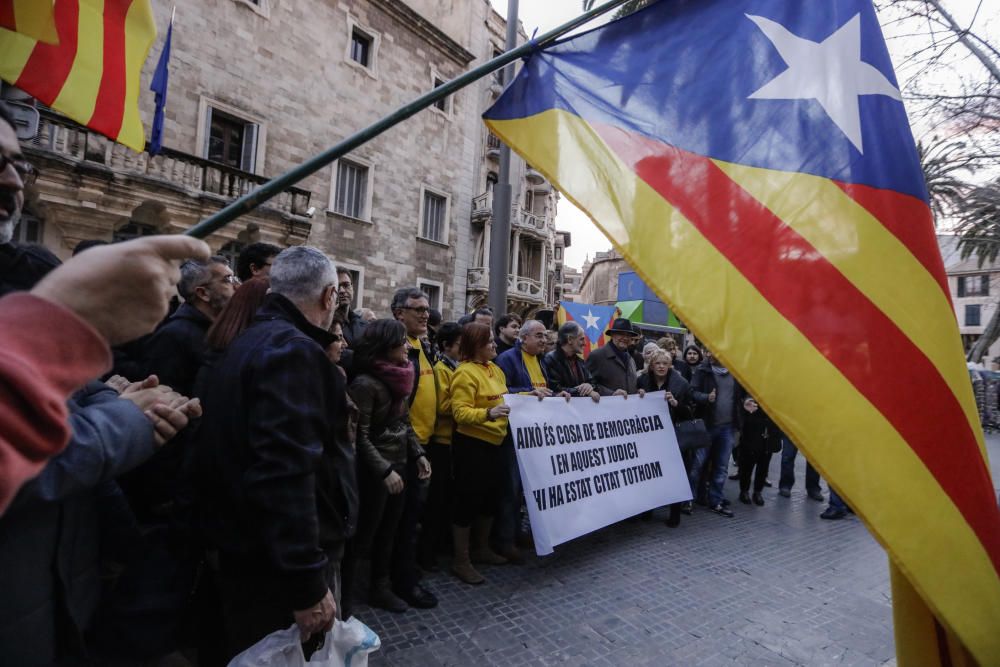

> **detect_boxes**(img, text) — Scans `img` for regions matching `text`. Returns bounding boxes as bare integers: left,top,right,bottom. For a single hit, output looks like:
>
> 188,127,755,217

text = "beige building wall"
15,0,507,319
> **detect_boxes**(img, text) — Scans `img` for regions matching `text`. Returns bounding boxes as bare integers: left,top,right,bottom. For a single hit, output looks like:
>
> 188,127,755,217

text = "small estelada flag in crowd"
0,0,58,44
0,0,156,151
555,301,619,358
485,1,1000,664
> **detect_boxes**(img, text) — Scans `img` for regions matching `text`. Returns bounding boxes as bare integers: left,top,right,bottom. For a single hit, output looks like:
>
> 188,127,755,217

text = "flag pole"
184,0,633,239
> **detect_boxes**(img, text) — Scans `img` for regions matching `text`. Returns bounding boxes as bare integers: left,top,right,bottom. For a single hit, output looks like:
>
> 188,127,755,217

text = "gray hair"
269,246,337,305
519,319,544,339
557,321,582,345
390,287,429,314
178,255,229,301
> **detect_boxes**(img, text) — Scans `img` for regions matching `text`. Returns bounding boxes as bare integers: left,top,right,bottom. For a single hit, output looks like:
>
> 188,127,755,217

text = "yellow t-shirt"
432,359,456,445
451,361,509,445
408,336,437,444
523,351,548,390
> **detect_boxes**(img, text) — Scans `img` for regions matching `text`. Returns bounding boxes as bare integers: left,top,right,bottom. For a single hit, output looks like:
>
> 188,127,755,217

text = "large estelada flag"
485,1,999,663
0,0,58,44
555,301,618,358
0,0,156,151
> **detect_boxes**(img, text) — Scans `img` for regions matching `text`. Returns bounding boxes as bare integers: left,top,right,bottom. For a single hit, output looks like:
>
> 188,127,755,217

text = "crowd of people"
0,102,845,666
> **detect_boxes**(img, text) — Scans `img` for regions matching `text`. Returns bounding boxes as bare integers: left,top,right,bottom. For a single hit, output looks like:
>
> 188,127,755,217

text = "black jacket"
338,307,367,347
542,348,598,396
638,369,695,424
195,294,358,611
690,362,745,428
349,374,425,479
143,302,212,397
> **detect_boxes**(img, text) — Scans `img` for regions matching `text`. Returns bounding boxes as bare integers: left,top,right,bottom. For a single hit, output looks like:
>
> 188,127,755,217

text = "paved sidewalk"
356,434,1000,666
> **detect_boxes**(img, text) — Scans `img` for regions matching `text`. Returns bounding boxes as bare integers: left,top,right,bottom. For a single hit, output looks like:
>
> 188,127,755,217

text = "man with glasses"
542,322,603,400
334,268,366,346
389,287,439,609
143,256,236,397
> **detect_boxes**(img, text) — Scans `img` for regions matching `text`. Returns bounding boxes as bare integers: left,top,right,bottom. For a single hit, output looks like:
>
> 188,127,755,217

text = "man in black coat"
689,350,745,517
143,256,236,397
335,267,366,346
542,322,602,399
586,318,643,396
196,247,357,659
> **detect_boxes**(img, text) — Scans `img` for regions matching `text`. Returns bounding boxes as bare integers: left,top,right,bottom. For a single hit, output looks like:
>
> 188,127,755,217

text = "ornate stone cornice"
370,0,476,65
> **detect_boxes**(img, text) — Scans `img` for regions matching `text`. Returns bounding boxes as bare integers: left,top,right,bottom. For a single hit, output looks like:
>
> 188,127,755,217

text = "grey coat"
586,343,639,395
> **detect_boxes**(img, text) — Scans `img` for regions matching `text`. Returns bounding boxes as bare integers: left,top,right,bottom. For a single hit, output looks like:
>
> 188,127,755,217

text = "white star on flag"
746,13,902,154
582,310,601,331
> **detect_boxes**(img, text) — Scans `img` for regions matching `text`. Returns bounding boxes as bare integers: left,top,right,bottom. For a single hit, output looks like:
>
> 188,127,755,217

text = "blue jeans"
828,488,848,513
778,437,821,493
688,424,734,507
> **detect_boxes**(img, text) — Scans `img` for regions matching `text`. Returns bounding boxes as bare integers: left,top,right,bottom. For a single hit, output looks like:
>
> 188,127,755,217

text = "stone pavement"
356,434,1000,666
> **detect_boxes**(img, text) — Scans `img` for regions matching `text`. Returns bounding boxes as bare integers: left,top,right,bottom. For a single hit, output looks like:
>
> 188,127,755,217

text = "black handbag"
675,418,711,452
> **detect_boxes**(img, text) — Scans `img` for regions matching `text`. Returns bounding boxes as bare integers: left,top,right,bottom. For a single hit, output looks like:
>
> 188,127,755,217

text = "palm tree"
954,179,1000,362
918,137,974,223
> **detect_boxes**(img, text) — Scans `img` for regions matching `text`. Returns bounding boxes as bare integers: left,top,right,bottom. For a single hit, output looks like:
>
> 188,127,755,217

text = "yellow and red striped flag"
0,0,156,151
0,0,58,44
485,1,999,664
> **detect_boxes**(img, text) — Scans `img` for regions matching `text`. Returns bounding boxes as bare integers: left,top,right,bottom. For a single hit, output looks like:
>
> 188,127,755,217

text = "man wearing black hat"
586,318,644,397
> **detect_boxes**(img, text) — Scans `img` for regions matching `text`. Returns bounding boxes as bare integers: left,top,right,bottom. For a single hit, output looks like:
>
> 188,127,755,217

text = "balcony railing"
513,206,548,234
466,267,544,302
471,191,493,221
29,110,311,217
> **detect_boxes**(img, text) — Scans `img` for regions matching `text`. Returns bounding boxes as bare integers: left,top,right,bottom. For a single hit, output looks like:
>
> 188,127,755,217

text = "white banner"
505,391,692,555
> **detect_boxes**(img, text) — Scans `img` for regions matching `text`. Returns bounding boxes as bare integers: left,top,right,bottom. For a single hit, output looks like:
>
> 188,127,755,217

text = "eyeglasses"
0,154,37,185
222,275,240,285
402,306,431,315
337,282,352,291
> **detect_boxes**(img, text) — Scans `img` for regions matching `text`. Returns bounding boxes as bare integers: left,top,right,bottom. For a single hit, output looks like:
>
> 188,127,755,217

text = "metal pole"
488,0,518,318
184,0,632,239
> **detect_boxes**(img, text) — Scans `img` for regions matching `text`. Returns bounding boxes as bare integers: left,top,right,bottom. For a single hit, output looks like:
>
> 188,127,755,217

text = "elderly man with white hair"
195,246,358,659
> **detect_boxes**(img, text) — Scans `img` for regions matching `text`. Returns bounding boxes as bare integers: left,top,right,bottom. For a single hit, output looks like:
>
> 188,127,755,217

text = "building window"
555,246,563,260
431,75,451,114
966,304,982,327
350,29,372,66
419,187,449,244
418,279,443,312
957,275,989,298
218,240,246,268
113,222,158,242
207,108,259,172
492,47,504,84
12,216,42,244
331,158,371,220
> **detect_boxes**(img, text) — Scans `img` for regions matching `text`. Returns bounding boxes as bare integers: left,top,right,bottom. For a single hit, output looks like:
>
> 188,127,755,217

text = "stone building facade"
463,8,563,319
9,0,556,319
577,248,628,306
939,234,1000,364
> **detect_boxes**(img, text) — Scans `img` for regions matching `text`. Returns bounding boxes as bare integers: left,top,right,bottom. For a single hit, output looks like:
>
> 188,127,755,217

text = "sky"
487,0,999,269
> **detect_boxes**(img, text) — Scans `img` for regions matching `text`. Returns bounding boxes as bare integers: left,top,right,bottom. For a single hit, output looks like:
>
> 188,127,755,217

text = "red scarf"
371,360,415,416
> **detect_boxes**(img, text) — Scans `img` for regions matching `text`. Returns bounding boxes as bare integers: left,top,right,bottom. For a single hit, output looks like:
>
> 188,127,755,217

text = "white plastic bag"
228,617,381,667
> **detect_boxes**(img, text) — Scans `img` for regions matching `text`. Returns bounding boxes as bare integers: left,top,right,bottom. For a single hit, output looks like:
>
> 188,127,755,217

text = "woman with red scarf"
347,319,431,612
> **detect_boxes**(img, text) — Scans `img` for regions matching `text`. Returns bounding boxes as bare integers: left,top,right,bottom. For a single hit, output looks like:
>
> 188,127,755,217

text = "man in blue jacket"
493,320,555,561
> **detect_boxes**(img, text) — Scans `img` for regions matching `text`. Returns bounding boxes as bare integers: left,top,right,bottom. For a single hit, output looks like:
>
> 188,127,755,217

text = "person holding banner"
542,322,602,400
638,348,697,527
448,323,513,584
586,318,643,397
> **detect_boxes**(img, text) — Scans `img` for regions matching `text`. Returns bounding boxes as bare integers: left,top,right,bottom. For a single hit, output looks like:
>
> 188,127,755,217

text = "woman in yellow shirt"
448,322,511,584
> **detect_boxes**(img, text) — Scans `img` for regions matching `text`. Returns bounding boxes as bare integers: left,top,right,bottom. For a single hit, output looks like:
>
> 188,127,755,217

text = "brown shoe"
470,517,507,565
498,545,524,565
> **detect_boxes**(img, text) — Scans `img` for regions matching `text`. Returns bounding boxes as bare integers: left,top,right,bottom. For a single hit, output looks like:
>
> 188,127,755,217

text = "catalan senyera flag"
486,1,999,664
0,0,156,151
555,301,619,358
0,0,58,44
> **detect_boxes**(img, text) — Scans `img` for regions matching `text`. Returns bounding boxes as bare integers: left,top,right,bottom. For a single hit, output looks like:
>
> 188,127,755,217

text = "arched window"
112,222,158,242
218,240,246,268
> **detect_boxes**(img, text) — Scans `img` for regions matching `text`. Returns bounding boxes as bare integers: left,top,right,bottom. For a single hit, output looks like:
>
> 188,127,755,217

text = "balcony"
486,132,502,161
29,110,312,217
512,206,548,237
471,191,492,222
465,267,544,303
525,166,545,185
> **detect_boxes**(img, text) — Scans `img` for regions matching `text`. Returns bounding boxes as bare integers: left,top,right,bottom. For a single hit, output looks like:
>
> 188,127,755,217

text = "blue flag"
149,14,172,156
